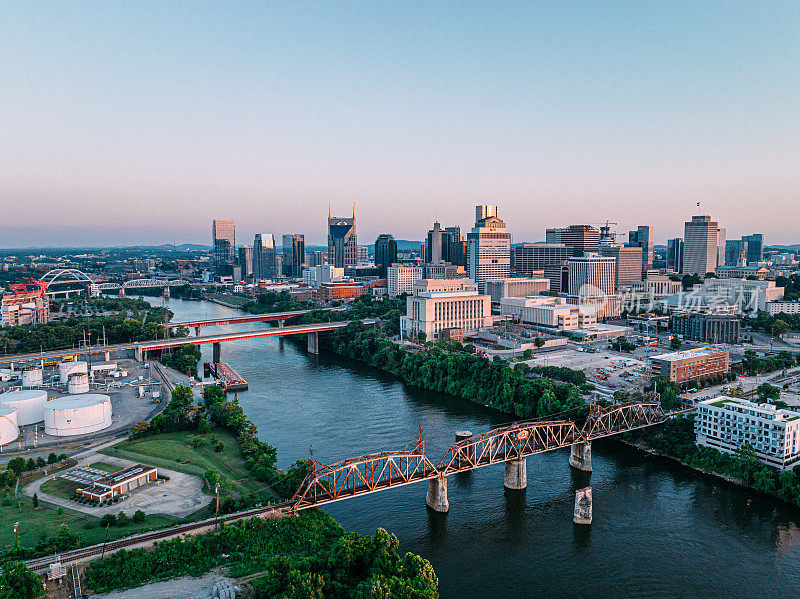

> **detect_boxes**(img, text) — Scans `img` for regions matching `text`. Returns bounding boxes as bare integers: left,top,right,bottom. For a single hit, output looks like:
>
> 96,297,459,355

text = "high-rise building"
599,244,643,289
725,239,749,266
425,222,445,263
567,255,616,298
467,206,511,292
357,245,369,263
253,233,278,280
282,234,305,277
238,245,253,278
387,265,424,297
212,220,235,274
476,205,498,222
742,234,764,264
513,243,569,274
374,234,398,277
443,226,466,266
667,238,684,273
328,208,357,268
716,227,726,268
683,215,720,276
546,225,600,257
628,225,654,271
307,250,326,267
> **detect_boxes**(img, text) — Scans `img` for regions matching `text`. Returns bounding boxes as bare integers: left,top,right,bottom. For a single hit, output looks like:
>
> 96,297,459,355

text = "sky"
1,2,799,247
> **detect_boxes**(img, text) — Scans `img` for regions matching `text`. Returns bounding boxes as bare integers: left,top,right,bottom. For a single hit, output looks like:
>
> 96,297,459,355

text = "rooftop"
700,395,800,422
652,347,727,362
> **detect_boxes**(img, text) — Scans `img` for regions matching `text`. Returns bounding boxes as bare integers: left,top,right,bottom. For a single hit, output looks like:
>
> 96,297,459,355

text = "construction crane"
589,221,619,243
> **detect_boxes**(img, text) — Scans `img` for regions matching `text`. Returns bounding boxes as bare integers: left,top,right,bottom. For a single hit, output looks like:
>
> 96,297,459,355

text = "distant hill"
363,240,421,252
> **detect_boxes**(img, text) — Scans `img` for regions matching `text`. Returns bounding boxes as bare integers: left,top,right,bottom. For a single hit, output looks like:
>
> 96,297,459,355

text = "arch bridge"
292,400,666,513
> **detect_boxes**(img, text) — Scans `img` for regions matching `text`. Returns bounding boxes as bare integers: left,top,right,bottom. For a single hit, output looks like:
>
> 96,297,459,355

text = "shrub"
100,514,116,527
132,509,145,524
116,511,129,526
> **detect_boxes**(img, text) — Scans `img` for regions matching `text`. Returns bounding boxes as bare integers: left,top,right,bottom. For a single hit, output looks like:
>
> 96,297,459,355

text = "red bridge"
292,400,666,513
168,308,340,331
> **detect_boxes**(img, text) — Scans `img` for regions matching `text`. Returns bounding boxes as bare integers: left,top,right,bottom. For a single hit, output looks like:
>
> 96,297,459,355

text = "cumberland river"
151,297,797,597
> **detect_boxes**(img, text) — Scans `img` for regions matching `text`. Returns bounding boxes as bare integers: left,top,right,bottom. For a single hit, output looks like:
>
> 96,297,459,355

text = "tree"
522,349,533,360
117,511,129,526
534,337,545,349
670,337,682,351
132,509,146,523
756,383,780,403
100,513,116,527
0,561,45,599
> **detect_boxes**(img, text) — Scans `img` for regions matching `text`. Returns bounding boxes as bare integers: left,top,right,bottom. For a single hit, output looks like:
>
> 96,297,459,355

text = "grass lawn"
39,477,80,500
102,429,277,501
89,461,122,473
0,493,176,553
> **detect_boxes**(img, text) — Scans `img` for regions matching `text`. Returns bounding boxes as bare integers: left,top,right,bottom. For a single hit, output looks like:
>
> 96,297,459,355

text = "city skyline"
2,3,799,247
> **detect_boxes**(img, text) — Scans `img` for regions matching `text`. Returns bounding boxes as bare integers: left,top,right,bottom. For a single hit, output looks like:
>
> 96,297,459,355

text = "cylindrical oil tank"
44,394,112,437
0,406,19,445
67,373,90,394
0,389,48,425
59,361,88,383
21,367,43,387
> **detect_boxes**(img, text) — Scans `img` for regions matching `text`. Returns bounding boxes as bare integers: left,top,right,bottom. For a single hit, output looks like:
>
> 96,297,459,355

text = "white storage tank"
22,367,44,387
59,361,88,383
0,406,19,445
0,389,48,425
44,394,112,437
67,373,90,394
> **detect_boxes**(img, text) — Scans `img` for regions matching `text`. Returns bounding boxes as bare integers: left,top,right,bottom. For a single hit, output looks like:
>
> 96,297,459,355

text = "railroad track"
24,501,295,573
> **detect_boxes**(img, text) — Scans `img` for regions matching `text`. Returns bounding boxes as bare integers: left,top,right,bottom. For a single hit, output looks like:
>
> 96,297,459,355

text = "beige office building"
400,278,492,341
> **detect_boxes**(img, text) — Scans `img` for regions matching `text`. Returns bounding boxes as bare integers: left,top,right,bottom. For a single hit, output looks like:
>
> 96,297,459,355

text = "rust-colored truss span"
438,419,583,475
292,437,439,511
291,401,667,511
580,401,666,440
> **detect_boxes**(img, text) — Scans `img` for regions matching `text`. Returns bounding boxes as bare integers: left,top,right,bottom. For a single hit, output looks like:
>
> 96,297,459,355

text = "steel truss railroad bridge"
292,400,666,513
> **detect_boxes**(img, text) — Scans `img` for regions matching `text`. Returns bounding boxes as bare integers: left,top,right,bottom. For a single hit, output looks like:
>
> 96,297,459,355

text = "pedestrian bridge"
291,400,666,513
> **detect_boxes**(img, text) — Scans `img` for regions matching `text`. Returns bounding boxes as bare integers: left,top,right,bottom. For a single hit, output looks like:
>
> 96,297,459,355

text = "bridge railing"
292,436,439,510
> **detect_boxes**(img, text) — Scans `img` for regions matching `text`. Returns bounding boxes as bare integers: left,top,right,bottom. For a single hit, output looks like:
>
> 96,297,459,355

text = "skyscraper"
742,234,764,264
212,220,235,274
425,222,445,263
328,208,357,268
667,238,684,273
725,239,749,266
238,245,253,278
252,233,277,280
467,205,511,292
683,215,720,276
599,244,643,288
546,225,600,257
282,234,305,277
374,234,397,277
567,255,616,298
628,225,654,272
443,226,466,266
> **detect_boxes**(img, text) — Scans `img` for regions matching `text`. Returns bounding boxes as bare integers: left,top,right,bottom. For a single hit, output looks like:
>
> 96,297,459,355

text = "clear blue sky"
1,2,798,247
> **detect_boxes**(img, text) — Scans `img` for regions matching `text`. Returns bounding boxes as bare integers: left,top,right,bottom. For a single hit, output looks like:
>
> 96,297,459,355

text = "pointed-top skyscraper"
328,206,357,268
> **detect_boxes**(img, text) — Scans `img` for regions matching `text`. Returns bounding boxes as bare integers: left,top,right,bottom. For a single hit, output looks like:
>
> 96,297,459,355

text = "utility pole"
215,482,220,528
101,522,110,560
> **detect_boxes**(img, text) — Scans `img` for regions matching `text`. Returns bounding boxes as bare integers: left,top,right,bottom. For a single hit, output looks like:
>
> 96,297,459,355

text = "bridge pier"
212,343,221,364
278,319,285,328
574,487,592,525
307,332,319,355
104,351,110,362
195,327,200,337
426,476,449,513
504,457,527,490
569,442,592,472
135,347,143,362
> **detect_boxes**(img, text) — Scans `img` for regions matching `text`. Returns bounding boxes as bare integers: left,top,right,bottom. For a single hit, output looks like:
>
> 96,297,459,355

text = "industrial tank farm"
21,366,43,387
0,389,47,425
44,394,112,436
0,405,19,445
67,372,90,394
59,360,88,383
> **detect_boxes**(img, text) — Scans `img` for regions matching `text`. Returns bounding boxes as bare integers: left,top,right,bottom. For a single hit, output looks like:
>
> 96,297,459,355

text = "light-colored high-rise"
683,215,720,276
467,206,511,292
567,254,615,298
599,244,642,288
212,220,235,273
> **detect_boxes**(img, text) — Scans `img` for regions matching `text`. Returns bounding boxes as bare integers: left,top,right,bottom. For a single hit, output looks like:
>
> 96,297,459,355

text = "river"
149,297,797,597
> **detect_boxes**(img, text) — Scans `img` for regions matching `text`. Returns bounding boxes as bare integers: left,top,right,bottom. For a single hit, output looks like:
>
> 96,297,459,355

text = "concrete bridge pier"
135,347,143,362
104,351,110,362
504,457,527,490
212,342,221,364
569,442,592,472
194,327,200,337
574,487,592,525
426,476,449,513
307,332,319,355
278,319,285,328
